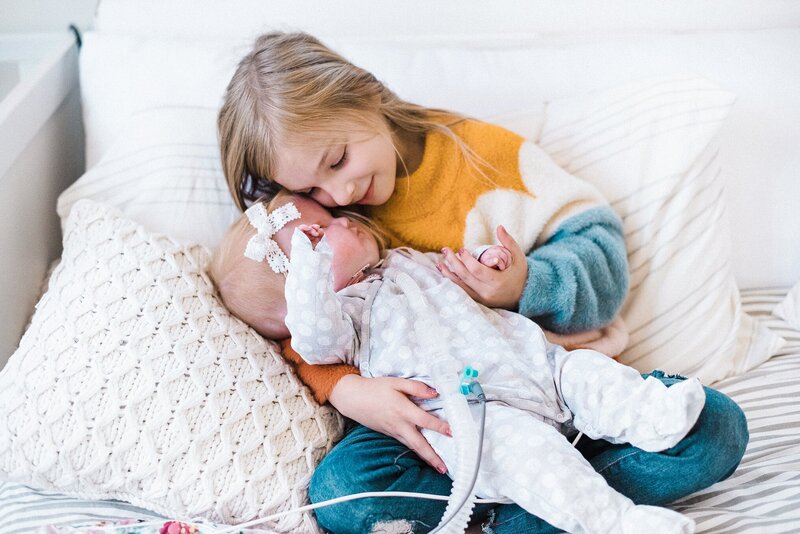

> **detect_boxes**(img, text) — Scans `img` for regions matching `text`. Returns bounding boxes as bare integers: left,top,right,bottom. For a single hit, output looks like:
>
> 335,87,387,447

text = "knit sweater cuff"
279,339,360,405
516,206,629,333
518,260,563,325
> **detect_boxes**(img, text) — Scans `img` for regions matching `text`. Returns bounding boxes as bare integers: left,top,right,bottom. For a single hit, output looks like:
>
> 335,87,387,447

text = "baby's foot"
623,377,706,452
621,505,695,534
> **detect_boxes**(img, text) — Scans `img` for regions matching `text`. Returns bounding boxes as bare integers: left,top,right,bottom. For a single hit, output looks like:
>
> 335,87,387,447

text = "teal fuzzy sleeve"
518,206,629,333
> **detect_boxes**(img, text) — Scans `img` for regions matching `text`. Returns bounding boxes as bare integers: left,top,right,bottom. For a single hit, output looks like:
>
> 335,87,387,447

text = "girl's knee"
308,444,383,533
309,425,449,532
691,387,749,482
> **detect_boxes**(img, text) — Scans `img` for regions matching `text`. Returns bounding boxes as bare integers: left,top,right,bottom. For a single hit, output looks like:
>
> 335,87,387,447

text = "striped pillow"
537,76,783,384
57,106,237,250
774,281,800,330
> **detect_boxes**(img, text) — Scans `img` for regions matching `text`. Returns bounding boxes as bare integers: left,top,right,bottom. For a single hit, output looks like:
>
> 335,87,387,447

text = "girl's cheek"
311,189,337,207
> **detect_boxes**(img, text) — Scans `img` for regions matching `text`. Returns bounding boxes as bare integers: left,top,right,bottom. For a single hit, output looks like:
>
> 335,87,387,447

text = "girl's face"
273,196,381,291
272,119,398,208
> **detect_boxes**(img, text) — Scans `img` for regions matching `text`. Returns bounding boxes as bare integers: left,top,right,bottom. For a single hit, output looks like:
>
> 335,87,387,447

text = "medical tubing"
391,271,482,533
429,382,486,534
427,358,481,534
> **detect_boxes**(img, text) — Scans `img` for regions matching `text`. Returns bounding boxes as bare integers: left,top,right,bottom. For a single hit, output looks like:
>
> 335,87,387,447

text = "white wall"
0,0,99,33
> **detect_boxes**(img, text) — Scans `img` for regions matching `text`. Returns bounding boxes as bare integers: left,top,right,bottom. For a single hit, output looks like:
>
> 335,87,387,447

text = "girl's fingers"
399,429,448,474
454,247,492,278
413,410,452,438
393,377,439,400
496,225,525,261
441,248,477,283
437,262,480,300
443,248,495,292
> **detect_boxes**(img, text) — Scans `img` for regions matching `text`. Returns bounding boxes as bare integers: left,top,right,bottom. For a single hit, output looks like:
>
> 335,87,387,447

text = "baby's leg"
555,348,706,452
425,403,694,534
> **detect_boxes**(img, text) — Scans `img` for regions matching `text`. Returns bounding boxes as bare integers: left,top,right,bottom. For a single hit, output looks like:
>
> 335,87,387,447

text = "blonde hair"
209,190,387,339
218,31,489,211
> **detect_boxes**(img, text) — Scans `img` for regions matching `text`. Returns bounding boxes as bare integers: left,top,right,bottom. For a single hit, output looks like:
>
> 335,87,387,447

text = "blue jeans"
309,372,749,533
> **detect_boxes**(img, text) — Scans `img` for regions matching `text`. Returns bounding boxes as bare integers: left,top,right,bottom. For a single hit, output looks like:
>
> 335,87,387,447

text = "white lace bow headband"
243,202,301,274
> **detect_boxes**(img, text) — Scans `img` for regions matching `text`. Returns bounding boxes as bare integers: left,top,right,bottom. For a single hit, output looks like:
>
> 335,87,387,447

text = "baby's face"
273,195,380,290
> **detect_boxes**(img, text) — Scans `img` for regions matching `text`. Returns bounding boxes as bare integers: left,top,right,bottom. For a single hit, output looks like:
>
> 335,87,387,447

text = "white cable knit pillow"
540,76,784,384
0,199,343,532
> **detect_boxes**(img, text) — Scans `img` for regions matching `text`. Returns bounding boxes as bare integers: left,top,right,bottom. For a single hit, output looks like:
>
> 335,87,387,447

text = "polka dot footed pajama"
284,233,704,533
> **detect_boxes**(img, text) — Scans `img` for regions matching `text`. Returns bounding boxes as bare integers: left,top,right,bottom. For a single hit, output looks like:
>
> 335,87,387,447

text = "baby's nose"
333,217,351,228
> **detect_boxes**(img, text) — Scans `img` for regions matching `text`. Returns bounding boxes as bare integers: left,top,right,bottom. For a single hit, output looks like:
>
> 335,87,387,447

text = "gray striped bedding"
674,288,800,533
1,288,798,533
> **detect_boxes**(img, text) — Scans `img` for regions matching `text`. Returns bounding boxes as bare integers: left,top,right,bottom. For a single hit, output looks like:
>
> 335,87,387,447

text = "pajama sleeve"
284,230,359,365
518,206,629,334
278,339,358,405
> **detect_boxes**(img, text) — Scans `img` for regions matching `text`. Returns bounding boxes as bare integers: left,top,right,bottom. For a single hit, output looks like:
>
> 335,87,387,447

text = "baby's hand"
478,245,512,271
297,223,324,247
437,225,527,310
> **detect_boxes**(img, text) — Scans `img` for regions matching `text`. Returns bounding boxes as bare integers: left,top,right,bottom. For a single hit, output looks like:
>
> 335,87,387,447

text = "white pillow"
0,199,343,531
78,33,550,169
57,107,239,250
539,76,784,384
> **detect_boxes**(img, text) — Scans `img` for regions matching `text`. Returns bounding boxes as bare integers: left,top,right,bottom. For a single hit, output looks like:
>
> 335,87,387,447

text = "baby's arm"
284,228,358,365
279,340,359,404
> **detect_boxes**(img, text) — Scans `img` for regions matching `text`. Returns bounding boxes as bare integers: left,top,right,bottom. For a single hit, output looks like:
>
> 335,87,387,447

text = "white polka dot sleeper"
284,230,704,534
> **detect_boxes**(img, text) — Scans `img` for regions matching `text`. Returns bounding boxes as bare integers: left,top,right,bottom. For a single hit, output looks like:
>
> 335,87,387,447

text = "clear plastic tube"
393,271,482,534
428,360,481,534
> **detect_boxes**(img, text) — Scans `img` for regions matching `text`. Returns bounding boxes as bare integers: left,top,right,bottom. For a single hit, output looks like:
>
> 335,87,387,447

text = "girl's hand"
328,374,451,475
438,225,527,310
477,245,512,271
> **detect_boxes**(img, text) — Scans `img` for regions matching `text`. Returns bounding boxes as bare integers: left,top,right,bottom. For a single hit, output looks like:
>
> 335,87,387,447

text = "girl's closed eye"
331,145,348,170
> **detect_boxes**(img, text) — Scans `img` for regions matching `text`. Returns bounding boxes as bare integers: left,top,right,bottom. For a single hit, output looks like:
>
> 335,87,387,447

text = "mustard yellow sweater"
293,120,629,403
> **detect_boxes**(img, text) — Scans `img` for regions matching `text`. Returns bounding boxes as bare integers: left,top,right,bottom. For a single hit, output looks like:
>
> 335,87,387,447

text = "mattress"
1,287,798,533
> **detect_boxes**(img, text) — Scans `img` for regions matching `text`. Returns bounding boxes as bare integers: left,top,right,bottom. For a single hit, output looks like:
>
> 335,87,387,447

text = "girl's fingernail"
445,428,453,437
437,465,448,474
435,263,442,272
428,387,439,396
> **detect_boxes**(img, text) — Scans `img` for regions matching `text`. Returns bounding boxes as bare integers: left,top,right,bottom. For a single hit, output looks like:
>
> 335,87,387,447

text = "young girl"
212,193,703,533
217,32,748,533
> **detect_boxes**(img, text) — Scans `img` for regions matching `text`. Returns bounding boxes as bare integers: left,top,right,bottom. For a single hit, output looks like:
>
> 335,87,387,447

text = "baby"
211,193,703,534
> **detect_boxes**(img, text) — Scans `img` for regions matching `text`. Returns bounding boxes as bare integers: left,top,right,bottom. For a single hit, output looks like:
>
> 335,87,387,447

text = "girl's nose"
330,181,357,206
